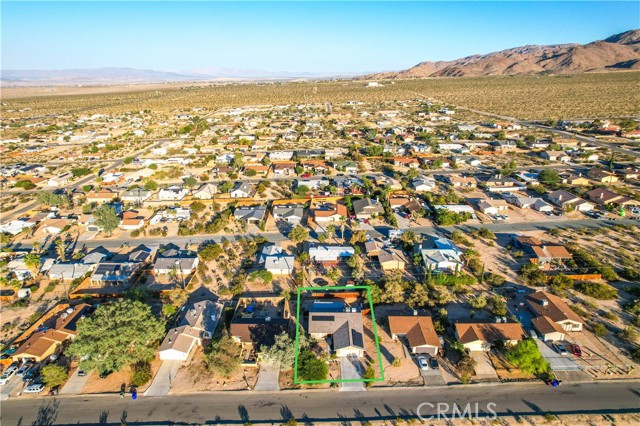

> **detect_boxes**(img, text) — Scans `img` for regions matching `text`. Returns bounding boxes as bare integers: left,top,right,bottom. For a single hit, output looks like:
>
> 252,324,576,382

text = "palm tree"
338,216,347,245
32,241,41,254
326,225,336,243
55,239,66,263
24,253,41,277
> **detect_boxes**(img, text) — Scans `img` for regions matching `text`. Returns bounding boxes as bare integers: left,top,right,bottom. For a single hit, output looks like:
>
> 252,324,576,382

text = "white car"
0,367,17,385
24,383,45,394
417,356,429,371
553,343,568,356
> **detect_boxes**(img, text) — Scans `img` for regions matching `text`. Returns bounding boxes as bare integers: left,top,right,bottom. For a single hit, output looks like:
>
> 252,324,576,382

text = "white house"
158,301,223,361
193,183,218,200
417,235,463,272
158,186,188,201
230,182,255,198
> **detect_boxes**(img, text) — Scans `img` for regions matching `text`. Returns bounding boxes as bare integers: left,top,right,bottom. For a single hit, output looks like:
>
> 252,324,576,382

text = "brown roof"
531,315,566,336
527,291,585,325
13,329,68,359
530,245,572,260
388,316,440,348
455,322,524,344
54,303,92,336
313,203,347,218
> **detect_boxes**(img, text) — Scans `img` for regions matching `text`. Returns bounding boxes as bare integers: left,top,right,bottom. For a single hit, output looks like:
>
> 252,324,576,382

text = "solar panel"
312,315,335,322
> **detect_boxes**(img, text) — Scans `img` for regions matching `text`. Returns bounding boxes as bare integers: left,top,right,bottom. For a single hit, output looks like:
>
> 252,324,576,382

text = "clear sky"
2,1,638,74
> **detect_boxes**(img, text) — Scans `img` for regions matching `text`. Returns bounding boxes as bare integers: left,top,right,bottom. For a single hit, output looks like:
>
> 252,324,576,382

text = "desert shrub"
574,281,618,300
130,362,152,387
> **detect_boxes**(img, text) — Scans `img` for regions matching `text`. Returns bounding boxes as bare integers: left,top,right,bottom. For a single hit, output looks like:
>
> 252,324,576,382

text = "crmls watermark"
416,402,498,421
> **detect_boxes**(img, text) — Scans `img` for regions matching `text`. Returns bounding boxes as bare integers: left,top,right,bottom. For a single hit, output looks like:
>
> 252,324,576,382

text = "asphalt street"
1,381,638,425
11,217,639,251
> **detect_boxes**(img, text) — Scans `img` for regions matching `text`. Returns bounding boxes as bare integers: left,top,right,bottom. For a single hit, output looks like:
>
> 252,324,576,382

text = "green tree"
41,364,68,388
468,294,487,310
94,204,120,235
538,168,560,186
14,180,36,190
550,274,574,296
143,179,158,191
262,331,308,371
519,263,547,286
37,192,69,207
505,338,551,375
199,243,222,261
71,167,92,177
205,334,241,378
184,176,198,193
123,157,133,165
24,253,41,276
66,300,165,373
489,295,507,316
408,283,430,308
349,230,367,245
295,184,310,196
288,225,309,243
297,350,327,381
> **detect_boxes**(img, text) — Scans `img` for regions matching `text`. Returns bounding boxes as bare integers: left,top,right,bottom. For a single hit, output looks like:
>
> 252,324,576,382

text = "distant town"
1,94,639,424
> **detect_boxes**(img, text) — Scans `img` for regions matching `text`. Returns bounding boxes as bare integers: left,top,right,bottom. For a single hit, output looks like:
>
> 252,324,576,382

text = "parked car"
0,365,18,385
22,367,40,383
553,343,568,356
417,356,429,371
571,344,582,357
428,357,439,370
78,370,86,377
16,362,34,377
24,383,45,394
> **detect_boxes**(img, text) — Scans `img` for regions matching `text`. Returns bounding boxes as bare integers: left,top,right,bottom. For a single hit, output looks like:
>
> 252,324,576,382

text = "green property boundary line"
293,285,385,385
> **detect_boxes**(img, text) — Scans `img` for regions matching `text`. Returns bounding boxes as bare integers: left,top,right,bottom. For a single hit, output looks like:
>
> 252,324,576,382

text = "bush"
505,338,550,375
130,362,152,387
574,281,618,300
199,243,222,261
297,350,327,381
41,364,68,388
485,273,506,287
592,323,608,337
618,326,638,343
205,335,241,378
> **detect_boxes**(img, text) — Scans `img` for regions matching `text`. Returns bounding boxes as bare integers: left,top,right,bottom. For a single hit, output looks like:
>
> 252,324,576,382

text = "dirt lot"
82,355,163,394
362,315,423,387
170,347,258,393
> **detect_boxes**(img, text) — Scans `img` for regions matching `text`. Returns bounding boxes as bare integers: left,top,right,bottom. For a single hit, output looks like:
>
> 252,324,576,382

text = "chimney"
541,299,549,307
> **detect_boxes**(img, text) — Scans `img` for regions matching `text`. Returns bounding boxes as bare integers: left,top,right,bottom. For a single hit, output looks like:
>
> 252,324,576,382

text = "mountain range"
2,30,638,86
367,29,640,79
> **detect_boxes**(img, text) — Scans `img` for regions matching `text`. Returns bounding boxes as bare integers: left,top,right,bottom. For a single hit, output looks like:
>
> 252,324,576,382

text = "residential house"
48,263,93,281
159,301,223,361
272,204,305,224
158,186,188,201
192,183,218,200
393,157,420,168
476,199,510,215
332,160,357,173
531,316,566,342
230,182,255,198
527,291,584,332
540,151,570,162
378,248,407,272
233,205,267,223
588,168,619,184
585,188,632,206
482,175,525,193
512,236,572,266
47,173,72,187
230,297,291,350
272,162,296,176
410,177,436,192
86,189,119,204
388,315,441,355
311,202,348,223
308,244,355,266
416,235,463,272
12,304,93,362
308,311,364,357
558,172,590,186
153,248,199,276
446,175,477,188
454,322,525,352
352,198,384,219
121,189,152,204
546,189,594,212
38,218,72,235
504,195,553,212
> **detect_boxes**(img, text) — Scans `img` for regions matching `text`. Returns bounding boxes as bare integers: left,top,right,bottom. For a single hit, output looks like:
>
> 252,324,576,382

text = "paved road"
10,217,638,251
1,381,639,425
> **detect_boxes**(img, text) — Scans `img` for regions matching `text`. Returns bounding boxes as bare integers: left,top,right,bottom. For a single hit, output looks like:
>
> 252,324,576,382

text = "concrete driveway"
340,355,365,392
417,356,445,386
470,352,500,382
535,340,581,371
254,362,280,391
60,368,92,395
144,360,182,396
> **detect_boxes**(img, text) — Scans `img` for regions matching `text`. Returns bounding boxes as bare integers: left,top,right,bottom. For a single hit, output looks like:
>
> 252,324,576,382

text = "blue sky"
2,1,638,73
